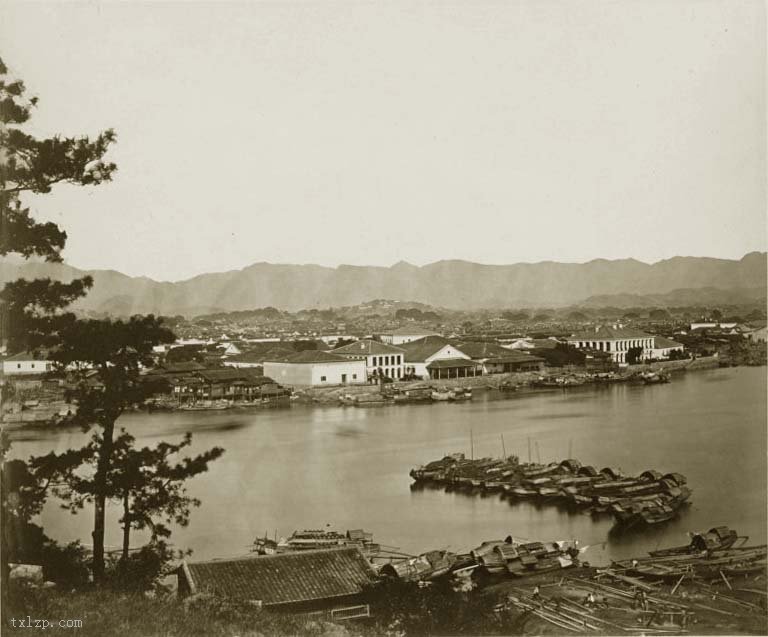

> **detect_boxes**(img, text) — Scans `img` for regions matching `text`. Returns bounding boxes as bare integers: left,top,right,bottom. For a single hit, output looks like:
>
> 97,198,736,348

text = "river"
8,366,766,566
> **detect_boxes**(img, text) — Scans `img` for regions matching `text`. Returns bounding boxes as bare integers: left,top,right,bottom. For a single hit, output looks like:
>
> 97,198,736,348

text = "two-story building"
331,339,406,381
566,325,657,364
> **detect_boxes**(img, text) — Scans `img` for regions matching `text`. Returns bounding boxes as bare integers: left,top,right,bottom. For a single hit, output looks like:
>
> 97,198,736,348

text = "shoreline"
0,355,733,429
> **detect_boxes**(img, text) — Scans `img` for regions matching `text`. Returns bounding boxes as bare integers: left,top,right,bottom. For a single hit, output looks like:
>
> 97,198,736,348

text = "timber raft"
410,454,692,527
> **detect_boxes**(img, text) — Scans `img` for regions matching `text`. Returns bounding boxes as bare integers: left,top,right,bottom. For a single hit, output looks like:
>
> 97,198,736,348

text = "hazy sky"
2,1,766,281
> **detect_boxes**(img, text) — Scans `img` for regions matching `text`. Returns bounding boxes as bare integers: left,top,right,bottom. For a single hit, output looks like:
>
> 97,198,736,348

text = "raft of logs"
410,453,692,526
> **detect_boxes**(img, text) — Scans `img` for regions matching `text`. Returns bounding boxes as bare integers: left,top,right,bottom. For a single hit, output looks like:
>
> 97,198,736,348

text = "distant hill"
0,252,764,316
577,286,767,309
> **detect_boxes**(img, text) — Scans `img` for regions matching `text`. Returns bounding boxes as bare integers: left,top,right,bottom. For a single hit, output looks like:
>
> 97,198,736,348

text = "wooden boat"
431,388,452,401
180,400,230,411
498,381,519,392
449,387,472,401
641,371,671,384
649,527,740,557
509,486,537,498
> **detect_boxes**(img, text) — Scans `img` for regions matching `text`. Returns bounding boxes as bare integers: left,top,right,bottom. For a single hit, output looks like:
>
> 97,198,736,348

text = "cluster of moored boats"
612,526,766,582
339,386,472,406
530,370,671,389
410,454,692,527
380,535,583,583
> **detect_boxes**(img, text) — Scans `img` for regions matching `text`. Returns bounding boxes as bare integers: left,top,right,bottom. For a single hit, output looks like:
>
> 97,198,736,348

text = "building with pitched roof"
454,341,545,374
379,327,440,346
651,337,685,360
566,325,658,363
332,339,406,381
263,350,367,386
2,351,53,376
399,336,477,379
177,547,378,615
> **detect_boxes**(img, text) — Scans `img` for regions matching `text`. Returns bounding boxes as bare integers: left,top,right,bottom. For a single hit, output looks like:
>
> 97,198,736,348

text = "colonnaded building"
566,325,683,364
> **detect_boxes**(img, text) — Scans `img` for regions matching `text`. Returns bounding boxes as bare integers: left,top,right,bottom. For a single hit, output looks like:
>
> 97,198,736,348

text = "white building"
690,322,738,331
2,351,53,375
399,336,477,379
650,337,685,360
331,339,406,381
263,350,367,387
566,325,658,364
379,327,439,346
222,352,263,369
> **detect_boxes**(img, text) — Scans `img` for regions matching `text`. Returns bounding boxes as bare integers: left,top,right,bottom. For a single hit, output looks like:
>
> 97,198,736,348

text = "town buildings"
263,350,367,387
331,339,406,381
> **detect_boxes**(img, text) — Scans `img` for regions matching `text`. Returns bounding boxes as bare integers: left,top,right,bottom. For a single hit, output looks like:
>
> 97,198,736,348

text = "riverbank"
0,355,731,421
7,561,765,636
294,355,722,404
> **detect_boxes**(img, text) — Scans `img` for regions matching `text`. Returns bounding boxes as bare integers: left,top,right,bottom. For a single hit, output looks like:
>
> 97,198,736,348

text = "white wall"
263,360,367,386
408,345,470,378
3,360,52,375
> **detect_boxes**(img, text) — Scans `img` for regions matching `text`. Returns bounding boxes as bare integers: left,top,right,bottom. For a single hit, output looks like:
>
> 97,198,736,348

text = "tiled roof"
426,358,477,369
568,326,652,340
182,547,378,607
158,361,207,373
266,350,351,364
451,341,510,359
653,337,684,349
399,336,464,362
3,350,49,362
196,368,266,383
452,341,544,363
332,339,405,357
225,352,267,363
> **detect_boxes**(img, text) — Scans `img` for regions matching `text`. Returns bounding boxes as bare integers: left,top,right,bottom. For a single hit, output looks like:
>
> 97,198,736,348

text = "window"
17,364,21,369
320,376,327,382
372,356,377,366
352,374,357,379
31,363,35,368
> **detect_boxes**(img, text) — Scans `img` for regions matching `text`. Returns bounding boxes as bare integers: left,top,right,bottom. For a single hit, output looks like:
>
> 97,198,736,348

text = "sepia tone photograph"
0,1,766,636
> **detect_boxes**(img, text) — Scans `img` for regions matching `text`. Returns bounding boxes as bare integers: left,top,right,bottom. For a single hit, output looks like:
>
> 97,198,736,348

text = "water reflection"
7,367,766,565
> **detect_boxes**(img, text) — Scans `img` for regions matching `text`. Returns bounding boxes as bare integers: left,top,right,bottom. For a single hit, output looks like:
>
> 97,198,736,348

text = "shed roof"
426,358,477,369
181,547,378,607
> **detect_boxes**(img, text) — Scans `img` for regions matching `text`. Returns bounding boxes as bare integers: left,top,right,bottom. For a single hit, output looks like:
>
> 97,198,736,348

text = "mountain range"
1,253,765,316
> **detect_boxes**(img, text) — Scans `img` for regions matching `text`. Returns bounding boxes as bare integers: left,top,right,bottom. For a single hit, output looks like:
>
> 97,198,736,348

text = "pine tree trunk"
122,492,130,562
92,418,116,581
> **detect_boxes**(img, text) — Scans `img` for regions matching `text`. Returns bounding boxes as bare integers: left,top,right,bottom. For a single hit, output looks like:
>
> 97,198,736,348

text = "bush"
363,578,518,636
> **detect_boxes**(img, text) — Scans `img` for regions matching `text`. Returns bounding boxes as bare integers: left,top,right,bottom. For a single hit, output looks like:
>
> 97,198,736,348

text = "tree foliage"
0,56,116,351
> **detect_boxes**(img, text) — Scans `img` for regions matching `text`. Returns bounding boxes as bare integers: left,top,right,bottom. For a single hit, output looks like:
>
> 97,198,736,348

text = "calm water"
9,366,767,566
